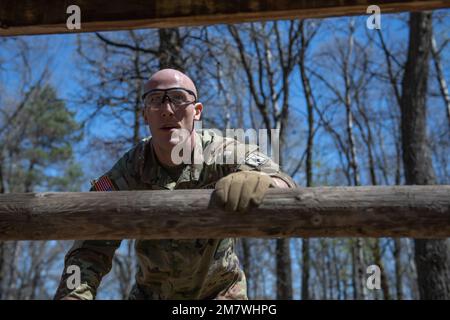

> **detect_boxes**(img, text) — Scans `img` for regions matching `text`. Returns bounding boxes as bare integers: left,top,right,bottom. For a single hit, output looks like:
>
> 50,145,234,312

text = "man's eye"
168,94,185,103
148,95,162,102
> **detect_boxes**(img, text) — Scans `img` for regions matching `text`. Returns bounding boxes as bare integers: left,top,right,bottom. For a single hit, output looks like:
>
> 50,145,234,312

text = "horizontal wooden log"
0,186,449,240
0,0,449,36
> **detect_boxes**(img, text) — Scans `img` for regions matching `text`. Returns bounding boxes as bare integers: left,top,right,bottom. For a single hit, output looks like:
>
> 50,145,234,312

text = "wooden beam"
1,0,449,36
0,186,449,240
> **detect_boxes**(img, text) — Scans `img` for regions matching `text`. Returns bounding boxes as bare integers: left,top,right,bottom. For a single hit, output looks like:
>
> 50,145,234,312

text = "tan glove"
213,171,274,213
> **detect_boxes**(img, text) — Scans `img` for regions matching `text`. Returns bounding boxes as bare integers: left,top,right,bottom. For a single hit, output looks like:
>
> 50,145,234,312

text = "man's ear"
193,103,203,120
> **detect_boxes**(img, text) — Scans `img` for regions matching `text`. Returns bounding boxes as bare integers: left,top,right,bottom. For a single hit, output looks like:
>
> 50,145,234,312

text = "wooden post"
0,186,449,240
1,0,449,36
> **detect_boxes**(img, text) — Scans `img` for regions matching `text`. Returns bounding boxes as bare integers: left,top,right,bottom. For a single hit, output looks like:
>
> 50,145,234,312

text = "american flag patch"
91,175,116,191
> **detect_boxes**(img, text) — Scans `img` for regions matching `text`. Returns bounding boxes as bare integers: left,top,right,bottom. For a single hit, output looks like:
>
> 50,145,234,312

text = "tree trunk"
400,11,450,300
0,160,4,298
276,238,292,299
351,238,366,299
344,22,366,300
0,159,4,194
0,240,3,299
299,21,314,300
430,35,450,129
158,28,184,71
131,34,143,145
372,239,390,299
301,239,310,300
393,238,404,299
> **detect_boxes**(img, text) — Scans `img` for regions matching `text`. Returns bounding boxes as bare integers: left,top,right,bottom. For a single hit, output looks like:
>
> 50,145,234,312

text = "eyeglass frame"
141,87,198,111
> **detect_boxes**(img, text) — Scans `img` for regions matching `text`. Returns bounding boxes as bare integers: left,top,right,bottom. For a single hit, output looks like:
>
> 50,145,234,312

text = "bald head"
144,69,198,99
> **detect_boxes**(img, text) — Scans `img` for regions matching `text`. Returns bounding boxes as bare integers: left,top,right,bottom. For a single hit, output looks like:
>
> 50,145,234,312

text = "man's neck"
151,133,196,168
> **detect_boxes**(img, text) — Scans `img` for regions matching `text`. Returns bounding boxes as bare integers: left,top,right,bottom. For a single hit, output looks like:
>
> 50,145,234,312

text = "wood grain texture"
0,186,449,240
1,0,449,36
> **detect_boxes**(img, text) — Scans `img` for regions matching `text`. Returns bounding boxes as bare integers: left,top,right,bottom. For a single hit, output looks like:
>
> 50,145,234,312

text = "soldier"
54,69,296,300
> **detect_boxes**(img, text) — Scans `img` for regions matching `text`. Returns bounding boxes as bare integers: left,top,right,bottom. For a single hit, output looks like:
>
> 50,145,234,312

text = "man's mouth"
160,124,181,131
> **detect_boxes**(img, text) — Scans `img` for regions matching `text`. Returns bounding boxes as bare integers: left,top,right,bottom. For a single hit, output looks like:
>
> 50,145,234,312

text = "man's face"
142,70,202,150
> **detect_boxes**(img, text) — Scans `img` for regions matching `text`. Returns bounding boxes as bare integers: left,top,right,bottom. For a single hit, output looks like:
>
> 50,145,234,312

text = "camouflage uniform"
54,129,296,300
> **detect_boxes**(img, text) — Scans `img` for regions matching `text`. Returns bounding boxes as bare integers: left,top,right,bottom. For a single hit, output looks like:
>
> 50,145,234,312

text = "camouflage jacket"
54,130,296,300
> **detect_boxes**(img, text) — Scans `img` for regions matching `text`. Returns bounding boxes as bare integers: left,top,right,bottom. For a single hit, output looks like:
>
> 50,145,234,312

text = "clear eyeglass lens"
167,90,191,104
145,89,194,108
146,93,163,104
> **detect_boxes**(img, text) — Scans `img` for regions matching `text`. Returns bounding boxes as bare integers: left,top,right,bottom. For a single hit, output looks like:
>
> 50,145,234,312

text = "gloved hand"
213,171,274,213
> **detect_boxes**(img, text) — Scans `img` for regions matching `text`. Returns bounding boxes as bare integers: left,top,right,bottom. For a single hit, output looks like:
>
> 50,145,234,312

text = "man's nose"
159,98,175,117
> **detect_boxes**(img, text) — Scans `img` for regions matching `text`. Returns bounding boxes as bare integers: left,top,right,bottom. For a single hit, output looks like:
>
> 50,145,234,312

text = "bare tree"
400,11,450,300
297,19,321,300
227,20,301,299
430,35,450,129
